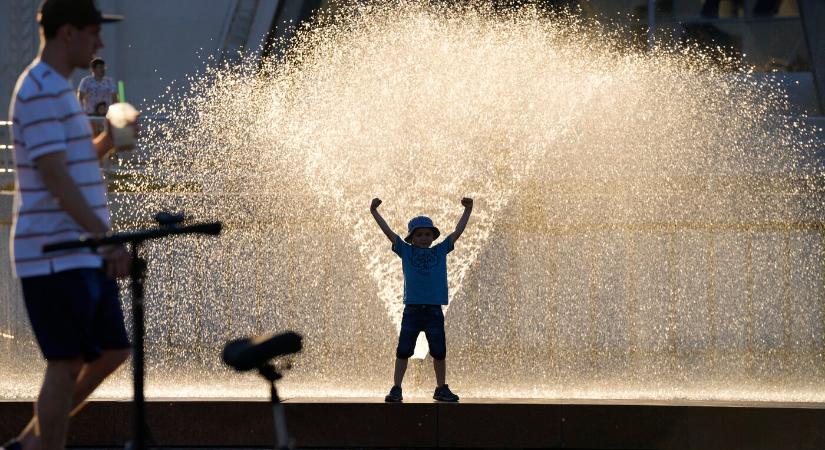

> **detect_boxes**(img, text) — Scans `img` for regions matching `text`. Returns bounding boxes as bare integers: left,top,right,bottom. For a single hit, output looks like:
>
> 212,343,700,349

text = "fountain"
1,1,823,403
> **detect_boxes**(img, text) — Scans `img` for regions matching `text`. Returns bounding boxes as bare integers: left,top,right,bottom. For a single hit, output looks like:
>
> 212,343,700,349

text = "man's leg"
17,270,129,450
35,359,83,450
69,349,129,415
19,349,130,449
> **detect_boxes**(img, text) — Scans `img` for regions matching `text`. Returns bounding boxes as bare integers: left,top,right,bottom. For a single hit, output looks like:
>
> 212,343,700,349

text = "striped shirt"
9,60,110,278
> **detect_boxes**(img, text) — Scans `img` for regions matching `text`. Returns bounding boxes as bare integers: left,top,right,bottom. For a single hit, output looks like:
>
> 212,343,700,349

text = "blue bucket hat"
404,216,440,243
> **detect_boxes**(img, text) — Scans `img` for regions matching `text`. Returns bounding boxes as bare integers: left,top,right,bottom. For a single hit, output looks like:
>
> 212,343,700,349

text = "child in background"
91,101,107,136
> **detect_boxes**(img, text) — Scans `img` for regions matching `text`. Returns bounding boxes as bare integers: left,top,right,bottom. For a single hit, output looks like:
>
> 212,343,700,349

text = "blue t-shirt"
392,234,454,305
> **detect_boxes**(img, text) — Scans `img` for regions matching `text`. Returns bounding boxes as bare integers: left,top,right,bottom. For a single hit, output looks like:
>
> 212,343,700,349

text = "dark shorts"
396,304,446,360
22,268,130,362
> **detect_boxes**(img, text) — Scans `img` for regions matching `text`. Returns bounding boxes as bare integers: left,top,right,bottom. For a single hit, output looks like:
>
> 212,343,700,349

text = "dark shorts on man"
22,268,130,362
396,304,446,360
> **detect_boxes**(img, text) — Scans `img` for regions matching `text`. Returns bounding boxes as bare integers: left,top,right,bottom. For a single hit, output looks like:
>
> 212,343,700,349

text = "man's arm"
370,198,397,243
92,109,139,159
36,152,131,277
448,197,473,244
36,152,109,234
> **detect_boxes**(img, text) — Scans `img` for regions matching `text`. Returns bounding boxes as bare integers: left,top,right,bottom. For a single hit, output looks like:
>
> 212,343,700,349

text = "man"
2,1,135,449
77,57,118,136
77,57,118,115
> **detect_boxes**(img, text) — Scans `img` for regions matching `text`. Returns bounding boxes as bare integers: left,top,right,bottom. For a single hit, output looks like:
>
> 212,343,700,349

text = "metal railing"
0,121,13,175
0,115,163,183
0,118,104,179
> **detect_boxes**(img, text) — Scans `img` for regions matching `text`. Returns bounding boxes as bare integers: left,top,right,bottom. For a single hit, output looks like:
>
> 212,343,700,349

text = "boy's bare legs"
394,358,446,386
19,349,130,450
433,358,446,387
393,358,408,387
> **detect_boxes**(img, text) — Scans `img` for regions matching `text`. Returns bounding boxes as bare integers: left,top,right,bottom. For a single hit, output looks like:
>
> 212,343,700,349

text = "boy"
370,196,473,402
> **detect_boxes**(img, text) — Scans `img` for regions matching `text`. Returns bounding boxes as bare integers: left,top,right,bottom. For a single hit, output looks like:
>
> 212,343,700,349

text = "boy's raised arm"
449,197,473,244
371,198,397,243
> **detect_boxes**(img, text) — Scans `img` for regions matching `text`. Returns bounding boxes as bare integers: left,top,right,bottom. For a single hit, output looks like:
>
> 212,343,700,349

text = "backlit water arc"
1,2,824,401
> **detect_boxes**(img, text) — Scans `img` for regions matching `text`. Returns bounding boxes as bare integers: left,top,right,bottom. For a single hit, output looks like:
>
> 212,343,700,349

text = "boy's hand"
371,198,382,211
450,198,474,245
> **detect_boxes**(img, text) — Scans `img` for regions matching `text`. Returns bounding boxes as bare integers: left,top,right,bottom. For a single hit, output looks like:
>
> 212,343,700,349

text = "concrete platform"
2,398,824,449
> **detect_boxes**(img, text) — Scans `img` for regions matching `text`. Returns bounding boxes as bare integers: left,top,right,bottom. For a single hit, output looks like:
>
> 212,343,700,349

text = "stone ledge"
1,399,823,449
